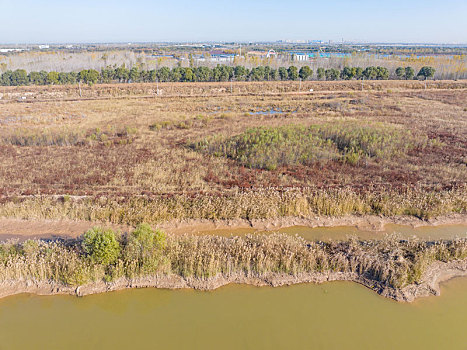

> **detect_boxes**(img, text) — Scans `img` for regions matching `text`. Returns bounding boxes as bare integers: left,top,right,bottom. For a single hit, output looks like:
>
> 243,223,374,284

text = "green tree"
11,69,29,85
195,66,212,82
269,68,279,81
340,66,355,80
363,66,378,80
82,227,121,265
129,67,140,82
278,67,288,81
395,67,405,79
234,66,247,81
182,67,195,82
212,65,231,81
249,66,266,81
354,67,363,79
405,67,415,80
157,67,170,82
375,66,389,80
78,69,99,85
148,69,158,82
288,66,299,80
317,67,325,80
29,71,45,85
46,71,59,85
417,66,435,80
124,223,166,275
1,71,13,86
299,66,313,80
100,66,116,83
325,68,340,80
170,67,183,82
58,72,76,85
115,65,130,83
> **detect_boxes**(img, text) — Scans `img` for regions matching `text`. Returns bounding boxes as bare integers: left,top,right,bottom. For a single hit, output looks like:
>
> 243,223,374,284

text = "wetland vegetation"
1,223,466,301
0,80,466,224
0,80,466,301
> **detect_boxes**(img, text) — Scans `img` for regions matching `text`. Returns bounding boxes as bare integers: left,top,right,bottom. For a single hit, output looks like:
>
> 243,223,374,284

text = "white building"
292,53,309,61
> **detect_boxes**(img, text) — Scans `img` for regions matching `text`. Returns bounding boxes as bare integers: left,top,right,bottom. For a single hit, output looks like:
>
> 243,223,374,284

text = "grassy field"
0,80,466,224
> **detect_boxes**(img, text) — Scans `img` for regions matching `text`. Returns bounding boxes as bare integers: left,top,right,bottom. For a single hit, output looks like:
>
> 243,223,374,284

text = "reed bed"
1,225,466,290
1,187,465,225
0,82,465,226
190,122,426,169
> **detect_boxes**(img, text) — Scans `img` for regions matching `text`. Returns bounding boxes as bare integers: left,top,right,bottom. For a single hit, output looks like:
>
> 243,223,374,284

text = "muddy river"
0,278,466,349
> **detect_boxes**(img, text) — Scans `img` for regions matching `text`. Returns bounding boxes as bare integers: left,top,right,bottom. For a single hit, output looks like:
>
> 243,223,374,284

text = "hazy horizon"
1,0,466,45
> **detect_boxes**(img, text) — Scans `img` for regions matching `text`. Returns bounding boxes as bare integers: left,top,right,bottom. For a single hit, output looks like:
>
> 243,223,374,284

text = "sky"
0,0,466,44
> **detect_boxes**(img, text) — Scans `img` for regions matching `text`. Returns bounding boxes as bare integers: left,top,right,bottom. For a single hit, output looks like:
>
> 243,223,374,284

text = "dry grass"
0,81,465,223
1,226,466,290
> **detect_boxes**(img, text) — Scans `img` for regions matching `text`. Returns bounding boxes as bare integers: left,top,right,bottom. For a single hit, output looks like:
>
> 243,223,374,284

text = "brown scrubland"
0,80,466,301
0,80,465,224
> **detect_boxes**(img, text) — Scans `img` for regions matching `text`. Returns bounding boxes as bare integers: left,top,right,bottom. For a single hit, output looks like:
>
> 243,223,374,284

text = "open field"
0,80,466,225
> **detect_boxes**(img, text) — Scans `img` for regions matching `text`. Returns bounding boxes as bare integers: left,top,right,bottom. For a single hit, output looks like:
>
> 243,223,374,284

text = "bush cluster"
190,123,425,170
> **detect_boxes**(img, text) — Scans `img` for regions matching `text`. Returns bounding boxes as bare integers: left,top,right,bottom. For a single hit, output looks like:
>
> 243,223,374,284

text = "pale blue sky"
1,0,466,44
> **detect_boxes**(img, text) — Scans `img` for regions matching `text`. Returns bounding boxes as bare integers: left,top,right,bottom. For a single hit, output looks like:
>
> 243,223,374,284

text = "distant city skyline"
1,0,466,44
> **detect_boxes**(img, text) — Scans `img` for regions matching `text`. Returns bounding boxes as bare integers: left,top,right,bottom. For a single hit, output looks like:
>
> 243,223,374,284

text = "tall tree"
288,66,299,80
299,66,313,80
317,68,325,80
417,66,436,80
395,67,405,79
278,67,288,81
405,67,415,80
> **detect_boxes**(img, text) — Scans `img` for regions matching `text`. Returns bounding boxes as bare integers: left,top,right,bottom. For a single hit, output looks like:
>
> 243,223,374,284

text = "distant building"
291,52,309,61
0,48,25,53
209,54,236,62
38,45,50,49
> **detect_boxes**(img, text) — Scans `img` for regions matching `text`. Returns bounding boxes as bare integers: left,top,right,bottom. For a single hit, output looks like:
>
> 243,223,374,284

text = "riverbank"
0,225,466,302
0,258,466,302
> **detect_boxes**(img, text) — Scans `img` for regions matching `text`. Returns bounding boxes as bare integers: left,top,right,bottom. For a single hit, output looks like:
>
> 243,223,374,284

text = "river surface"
196,224,467,241
0,278,466,349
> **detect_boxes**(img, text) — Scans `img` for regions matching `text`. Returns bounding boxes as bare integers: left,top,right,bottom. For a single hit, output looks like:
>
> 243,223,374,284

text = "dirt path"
1,87,465,105
0,218,130,241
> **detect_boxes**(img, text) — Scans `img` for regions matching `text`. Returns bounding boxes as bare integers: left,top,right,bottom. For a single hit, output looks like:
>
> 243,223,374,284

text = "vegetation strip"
0,224,466,301
0,64,437,86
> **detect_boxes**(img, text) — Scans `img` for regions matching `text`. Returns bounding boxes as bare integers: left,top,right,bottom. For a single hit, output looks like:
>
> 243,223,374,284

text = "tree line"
0,65,436,86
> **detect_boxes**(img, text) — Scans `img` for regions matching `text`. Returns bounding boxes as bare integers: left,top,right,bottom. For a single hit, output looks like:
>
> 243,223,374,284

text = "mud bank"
163,213,467,234
1,259,466,302
1,214,465,240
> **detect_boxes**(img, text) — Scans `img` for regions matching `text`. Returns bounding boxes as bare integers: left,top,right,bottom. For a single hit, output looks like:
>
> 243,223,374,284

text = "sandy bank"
1,259,466,302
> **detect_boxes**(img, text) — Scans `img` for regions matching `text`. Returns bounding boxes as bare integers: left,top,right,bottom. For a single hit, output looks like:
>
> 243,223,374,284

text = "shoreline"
0,259,466,302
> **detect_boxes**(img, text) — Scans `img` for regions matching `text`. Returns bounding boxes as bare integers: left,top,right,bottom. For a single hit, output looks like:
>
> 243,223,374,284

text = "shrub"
190,122,425,169
124,223,167,276
82,227,121,265
190,125,339,170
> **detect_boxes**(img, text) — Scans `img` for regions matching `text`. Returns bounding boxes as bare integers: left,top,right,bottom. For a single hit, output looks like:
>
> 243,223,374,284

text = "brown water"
197,224,467,241
0,278,466,349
